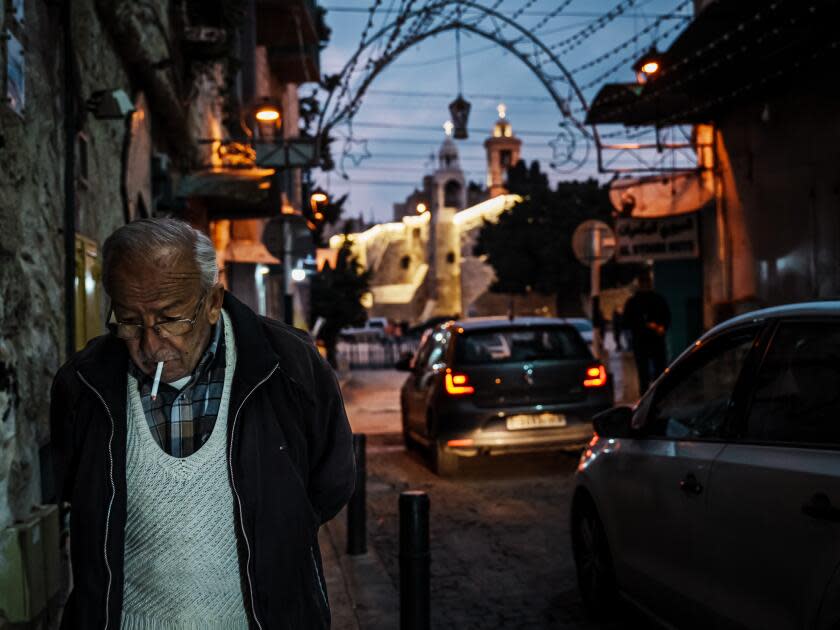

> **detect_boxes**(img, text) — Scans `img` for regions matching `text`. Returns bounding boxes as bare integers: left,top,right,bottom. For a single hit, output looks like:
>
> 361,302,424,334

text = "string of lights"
577,17,688,90
588,1,797,116
351,120,562,137
510,0,541,22
525,0,576,34
571,0,691,74
322,5,697,20
549,0,641,55
366,88,554,102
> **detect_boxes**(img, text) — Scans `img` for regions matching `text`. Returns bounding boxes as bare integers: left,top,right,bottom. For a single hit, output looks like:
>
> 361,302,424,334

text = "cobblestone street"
342,370,642,630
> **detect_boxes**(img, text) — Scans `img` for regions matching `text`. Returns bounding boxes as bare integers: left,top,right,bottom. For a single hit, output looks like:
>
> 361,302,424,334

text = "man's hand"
646,321,666,336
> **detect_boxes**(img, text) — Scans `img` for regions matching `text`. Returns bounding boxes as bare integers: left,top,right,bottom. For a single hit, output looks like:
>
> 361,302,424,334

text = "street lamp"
633,47,662,84
309,188,329,221
251,97,283,141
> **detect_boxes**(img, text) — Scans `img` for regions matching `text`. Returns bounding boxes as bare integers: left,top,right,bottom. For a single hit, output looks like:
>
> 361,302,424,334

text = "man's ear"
207,283,225,324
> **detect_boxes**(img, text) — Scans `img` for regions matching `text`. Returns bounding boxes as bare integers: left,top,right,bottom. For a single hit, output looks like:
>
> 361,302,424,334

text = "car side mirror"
592,405,634,438
395,351,414,371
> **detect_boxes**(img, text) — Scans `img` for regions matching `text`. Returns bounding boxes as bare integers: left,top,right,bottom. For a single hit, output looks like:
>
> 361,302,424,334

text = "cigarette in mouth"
151,361,164,401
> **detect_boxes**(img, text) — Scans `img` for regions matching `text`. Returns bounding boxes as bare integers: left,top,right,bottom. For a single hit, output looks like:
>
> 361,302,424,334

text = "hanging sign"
615,213,699,262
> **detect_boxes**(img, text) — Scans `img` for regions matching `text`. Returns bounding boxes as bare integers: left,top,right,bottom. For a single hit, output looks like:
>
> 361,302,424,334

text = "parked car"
397,317,614,475
571,302,840,630
340,316,389,340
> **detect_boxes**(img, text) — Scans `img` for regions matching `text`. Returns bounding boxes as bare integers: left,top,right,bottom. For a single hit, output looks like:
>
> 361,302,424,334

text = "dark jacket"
622,289,671,348
50,292,355,630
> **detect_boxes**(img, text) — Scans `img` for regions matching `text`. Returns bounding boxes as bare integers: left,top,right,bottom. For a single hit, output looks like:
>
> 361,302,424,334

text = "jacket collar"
222,291,280,389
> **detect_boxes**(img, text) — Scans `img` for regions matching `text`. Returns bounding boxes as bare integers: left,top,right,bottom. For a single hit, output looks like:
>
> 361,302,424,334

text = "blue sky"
312,0,692,223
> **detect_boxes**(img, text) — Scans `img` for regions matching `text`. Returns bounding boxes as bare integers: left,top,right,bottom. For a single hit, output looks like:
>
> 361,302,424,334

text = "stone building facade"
0,0,324,623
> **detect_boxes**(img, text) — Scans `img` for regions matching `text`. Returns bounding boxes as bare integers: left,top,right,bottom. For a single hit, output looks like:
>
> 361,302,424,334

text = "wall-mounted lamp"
250,97,283,141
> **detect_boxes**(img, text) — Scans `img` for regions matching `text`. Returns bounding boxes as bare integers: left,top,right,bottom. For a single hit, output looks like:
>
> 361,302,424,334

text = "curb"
322,507,399,630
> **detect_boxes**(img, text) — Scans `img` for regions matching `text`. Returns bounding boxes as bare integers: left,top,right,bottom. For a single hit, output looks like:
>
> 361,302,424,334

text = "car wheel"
571,496,618,619
431,440,459,477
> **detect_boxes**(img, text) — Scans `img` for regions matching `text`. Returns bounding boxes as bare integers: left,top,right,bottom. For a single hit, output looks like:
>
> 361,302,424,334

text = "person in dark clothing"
622,271,671,395
611,308,624,351
50,218,355,629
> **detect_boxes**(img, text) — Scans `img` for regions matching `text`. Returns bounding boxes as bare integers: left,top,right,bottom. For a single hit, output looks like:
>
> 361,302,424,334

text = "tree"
309,240,371,367
474,160,636,314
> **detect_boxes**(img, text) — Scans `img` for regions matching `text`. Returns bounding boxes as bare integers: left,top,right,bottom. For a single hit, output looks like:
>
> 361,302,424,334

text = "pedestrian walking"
622,271,671,395
612,307,624,351
50,218,355,629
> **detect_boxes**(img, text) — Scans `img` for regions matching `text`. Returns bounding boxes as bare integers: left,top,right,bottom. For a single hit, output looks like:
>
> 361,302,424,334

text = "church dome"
438,136,460,170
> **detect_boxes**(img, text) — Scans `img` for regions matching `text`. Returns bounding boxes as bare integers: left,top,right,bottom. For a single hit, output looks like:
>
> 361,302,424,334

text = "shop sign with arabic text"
616,214,699,262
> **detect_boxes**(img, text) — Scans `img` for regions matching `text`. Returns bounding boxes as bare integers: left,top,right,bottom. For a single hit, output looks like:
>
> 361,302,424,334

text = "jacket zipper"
229,363,279,630
77,372,117,630
311,545,329,614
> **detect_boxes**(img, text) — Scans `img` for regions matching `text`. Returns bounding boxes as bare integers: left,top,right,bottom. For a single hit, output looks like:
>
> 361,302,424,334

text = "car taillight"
583,365,607,388
445,369,475,395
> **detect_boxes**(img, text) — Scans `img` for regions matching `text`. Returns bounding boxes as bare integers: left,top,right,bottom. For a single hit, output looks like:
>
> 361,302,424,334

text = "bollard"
399,491,430,630
346,433,367,555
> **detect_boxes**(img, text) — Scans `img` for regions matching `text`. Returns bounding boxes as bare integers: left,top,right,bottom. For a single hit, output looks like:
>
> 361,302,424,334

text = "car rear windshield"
569,320,592,333
454,326,590,365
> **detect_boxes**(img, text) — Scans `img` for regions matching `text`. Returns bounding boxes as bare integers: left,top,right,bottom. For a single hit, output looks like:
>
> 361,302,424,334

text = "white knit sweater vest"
121,311,249,630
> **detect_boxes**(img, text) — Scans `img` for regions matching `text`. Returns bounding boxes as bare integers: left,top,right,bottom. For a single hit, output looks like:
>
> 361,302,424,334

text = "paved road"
341,370,641,630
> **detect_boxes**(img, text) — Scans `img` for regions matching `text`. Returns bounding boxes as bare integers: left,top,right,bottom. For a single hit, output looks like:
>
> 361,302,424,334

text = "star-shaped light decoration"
339,135,372,178
548,125,574,167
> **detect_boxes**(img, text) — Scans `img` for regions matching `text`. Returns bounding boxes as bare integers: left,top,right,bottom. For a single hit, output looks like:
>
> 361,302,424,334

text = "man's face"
109,248,224,382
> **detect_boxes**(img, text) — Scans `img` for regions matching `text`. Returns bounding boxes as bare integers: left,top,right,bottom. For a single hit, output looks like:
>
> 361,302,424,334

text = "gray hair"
102,218,219,295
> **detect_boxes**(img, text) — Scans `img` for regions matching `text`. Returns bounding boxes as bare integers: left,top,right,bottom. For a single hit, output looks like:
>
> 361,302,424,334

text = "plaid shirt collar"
129,319,226,457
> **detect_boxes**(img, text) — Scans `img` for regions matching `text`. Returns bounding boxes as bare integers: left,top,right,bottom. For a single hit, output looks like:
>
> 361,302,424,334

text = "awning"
586,0,840,126
176,167,281,220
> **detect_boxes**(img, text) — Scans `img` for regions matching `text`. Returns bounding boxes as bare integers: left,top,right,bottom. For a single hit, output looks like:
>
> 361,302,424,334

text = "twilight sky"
312,0,691,223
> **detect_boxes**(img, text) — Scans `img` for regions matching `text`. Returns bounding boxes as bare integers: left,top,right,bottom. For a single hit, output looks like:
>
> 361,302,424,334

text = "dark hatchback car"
398,317,614,475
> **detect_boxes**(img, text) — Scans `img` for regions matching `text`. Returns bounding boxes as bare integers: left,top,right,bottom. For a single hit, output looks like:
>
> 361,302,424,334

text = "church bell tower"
484,104,522,198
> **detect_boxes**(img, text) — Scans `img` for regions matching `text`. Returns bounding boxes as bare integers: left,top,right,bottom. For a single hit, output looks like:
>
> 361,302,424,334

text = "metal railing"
337,338,419,369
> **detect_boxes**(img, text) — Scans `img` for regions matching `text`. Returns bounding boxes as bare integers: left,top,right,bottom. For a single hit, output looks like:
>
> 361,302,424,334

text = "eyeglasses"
107,294,207,340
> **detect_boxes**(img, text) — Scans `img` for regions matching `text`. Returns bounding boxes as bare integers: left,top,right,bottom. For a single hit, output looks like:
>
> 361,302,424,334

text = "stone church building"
331,108,557,325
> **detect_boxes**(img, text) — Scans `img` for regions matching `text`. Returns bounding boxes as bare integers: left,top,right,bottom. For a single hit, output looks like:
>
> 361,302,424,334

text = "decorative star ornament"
548,126,573,162
342,136,372,167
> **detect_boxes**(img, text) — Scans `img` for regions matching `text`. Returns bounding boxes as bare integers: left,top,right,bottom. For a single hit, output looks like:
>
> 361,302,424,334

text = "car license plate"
506,413,566,431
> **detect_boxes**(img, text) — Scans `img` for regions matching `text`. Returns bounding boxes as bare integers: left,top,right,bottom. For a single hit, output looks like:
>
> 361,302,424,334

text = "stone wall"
0,0,227,532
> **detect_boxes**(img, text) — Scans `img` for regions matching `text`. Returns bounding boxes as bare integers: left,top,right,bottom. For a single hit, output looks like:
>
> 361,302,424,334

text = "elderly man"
50,218,355,629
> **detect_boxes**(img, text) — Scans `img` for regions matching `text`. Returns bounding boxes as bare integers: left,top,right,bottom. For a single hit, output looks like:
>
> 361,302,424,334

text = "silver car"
571,302,840,629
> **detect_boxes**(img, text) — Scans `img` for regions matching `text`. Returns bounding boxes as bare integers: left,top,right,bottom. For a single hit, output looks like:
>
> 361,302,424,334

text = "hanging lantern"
448,94,471,140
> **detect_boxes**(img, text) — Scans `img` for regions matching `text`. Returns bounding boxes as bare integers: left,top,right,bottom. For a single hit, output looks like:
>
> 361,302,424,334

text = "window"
745,322,840,446
444,180,462,208
647,329,757,439
424,330,450,369
412,329,449,371
454,326,589,365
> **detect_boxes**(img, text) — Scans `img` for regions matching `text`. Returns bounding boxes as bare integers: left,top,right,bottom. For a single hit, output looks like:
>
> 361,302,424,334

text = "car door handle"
679,473,703,495
802,493,840,522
